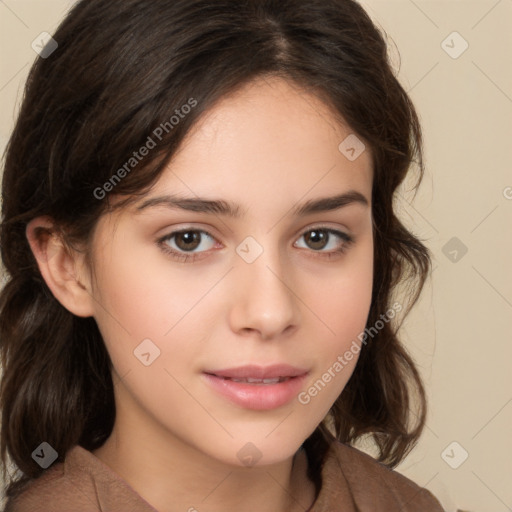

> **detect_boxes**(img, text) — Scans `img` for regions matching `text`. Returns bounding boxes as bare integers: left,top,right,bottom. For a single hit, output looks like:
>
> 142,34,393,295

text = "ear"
25,216,95,318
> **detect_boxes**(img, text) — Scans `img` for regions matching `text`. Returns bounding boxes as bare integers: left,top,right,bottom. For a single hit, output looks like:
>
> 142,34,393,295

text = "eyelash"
157,226,354,263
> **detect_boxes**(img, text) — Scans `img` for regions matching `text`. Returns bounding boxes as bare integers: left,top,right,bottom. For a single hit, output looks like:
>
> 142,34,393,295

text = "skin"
27,76,374,512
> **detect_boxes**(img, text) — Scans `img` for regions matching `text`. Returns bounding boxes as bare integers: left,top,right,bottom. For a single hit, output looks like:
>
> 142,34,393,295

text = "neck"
92,388,316,512
93,429,316,512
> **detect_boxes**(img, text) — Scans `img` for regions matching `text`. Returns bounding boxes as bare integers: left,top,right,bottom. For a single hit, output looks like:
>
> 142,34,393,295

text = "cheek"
299,242,373,404
89,239,215,375
89,247,247,413
311,243,373,347
314,273,372,332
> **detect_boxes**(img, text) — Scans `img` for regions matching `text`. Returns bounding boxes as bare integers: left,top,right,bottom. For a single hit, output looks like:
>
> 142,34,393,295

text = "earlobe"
25,216,95,318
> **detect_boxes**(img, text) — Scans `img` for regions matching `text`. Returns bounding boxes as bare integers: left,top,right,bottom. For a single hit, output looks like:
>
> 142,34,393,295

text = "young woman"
0,0,444,510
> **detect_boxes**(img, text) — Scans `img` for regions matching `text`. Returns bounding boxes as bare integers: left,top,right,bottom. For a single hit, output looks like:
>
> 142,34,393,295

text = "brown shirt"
4,441,444,511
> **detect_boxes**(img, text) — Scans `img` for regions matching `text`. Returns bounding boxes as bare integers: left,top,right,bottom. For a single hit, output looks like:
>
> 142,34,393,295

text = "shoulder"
3,447,97,512
3,445,156,512
316,440,445,511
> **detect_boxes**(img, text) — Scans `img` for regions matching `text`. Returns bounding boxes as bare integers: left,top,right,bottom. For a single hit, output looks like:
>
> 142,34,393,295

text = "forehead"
154,76,371,195
180,75,369,161
106,75,373,227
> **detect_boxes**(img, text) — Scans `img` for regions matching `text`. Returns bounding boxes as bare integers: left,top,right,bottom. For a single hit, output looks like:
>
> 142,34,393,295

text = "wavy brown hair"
0,0,431,501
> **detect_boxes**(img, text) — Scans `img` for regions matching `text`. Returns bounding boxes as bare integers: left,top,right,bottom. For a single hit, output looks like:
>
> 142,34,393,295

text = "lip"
203,364,309,410
206,364,308,380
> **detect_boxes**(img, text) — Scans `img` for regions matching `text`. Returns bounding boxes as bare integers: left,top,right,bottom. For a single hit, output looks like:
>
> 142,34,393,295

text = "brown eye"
294,227,353,255
303,229,329,250
160,229,217,256
174,231,202,251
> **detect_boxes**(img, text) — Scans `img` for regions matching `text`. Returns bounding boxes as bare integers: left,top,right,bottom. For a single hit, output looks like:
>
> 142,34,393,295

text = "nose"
228,245,300,341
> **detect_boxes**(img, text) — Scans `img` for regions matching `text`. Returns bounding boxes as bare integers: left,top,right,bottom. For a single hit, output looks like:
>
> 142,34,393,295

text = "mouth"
211,376,293,384
204,363,308,380
202,364,309,410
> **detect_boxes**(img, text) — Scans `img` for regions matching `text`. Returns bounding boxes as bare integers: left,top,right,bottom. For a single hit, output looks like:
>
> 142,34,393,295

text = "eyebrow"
135,190,369,217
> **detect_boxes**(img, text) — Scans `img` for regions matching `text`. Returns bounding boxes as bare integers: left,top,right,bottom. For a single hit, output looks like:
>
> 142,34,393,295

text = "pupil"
177,231,200,251
307,230,327,250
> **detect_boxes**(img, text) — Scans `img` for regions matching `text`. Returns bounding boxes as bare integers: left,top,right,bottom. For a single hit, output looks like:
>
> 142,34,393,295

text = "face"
87,76,374,467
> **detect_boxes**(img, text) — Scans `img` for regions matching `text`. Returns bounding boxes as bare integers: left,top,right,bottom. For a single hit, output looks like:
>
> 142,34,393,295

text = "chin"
218,434,306,469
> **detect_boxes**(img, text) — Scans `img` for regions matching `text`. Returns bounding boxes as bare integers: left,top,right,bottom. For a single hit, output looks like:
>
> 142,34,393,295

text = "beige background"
1,1,511,510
